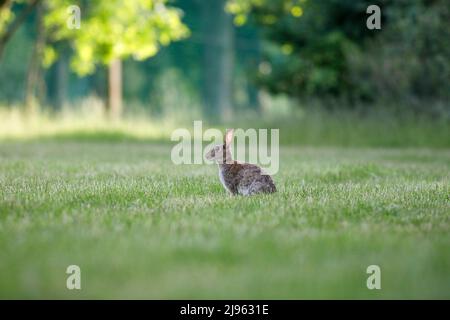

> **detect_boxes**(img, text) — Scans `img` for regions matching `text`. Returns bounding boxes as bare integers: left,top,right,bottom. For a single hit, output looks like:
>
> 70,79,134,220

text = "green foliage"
226,0,306,24
1,0,448,113
44,0,189,75
0,0,33,35
228,0,450,110
348,0,450,109
226,0,376,98
0,3,13,33
0,26,33,102
0,142,449,298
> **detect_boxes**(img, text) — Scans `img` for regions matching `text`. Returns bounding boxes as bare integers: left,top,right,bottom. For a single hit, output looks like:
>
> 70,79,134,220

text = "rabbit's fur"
205,129,276,196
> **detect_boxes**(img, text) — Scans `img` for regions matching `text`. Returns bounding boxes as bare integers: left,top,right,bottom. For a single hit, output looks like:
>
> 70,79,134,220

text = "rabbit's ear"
225,129,234,145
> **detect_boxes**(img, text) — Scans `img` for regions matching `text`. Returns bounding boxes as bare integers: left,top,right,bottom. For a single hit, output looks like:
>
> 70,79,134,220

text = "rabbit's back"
220,162,276,195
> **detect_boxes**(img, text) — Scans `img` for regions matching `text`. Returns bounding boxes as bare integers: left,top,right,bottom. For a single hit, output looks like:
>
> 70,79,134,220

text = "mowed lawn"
0,142,449,299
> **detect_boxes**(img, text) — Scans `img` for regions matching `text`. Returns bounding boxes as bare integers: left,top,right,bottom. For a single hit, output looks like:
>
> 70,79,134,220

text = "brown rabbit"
205,129,276,196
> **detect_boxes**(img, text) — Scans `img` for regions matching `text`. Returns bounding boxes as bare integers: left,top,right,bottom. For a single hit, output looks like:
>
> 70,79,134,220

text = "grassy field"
0,141,449,299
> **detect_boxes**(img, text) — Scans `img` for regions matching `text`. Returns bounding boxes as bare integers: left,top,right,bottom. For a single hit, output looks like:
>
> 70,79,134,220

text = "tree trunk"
25,1,45,112
245,28,261,113
0,0,41,60
54,47,68,109
107,58,123,118
202,0,234,121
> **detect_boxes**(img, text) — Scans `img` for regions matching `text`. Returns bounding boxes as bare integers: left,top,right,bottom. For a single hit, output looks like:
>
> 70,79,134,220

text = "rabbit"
205,129,276,196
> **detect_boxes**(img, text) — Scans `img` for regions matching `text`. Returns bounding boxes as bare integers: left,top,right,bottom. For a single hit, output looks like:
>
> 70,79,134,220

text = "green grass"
0,142,449,299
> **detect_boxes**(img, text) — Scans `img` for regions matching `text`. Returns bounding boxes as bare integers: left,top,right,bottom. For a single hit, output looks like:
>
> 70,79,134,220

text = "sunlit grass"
0,106,176,141
1,104,448,147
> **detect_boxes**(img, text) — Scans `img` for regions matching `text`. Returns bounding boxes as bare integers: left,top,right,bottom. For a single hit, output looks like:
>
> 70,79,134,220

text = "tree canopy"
44,0,189,75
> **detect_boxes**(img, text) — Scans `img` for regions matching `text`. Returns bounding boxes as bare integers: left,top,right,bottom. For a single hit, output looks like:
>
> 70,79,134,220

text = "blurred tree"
227,0,449,112
45,42,68,109
202,0,234,121
227,0,380,101
0,0,41,59
25,0,45,111
0,0,189,116
2,0,447,116
0,24,32,103
44,0,189,117
348,0,450,113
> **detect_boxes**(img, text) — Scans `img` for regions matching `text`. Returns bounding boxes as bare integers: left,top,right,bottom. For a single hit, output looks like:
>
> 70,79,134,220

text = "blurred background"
0,0,448,146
